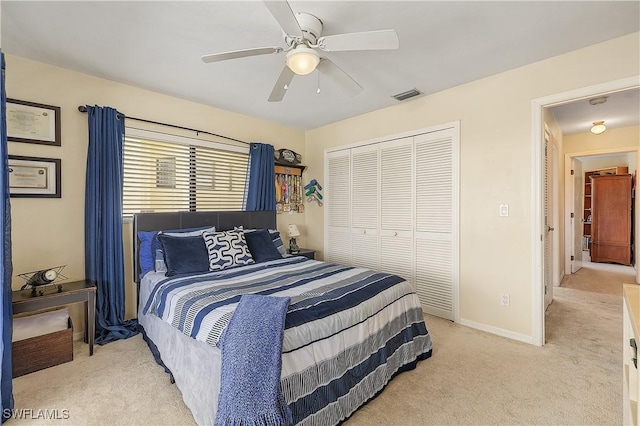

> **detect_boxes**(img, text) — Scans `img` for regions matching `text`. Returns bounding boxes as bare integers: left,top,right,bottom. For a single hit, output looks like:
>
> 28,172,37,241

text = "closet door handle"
393,232,398,236
362,230,366,235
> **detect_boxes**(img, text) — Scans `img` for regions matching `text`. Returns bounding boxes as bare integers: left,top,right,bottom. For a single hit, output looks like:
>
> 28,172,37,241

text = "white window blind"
123,129,249,217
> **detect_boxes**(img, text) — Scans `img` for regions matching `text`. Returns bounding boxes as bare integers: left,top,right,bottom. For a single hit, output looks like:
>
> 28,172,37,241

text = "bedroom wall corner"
303,31,640,342
6,54,305,331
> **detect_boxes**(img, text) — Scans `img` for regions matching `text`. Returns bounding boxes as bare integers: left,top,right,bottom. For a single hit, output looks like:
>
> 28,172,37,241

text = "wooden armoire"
590,174,633,265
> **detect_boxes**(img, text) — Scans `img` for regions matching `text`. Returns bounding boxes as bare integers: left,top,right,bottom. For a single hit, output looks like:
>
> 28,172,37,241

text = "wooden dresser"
591,174,632,265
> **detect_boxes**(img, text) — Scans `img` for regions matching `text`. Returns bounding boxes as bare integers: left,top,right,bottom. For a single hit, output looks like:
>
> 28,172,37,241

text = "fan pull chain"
317,70,321,94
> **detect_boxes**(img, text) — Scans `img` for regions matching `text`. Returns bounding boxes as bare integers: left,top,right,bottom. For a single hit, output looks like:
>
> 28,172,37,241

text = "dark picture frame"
6,99,61,146
8,155,61,198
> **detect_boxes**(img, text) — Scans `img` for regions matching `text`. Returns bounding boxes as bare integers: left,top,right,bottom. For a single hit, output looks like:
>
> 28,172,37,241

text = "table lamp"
288,224,300,254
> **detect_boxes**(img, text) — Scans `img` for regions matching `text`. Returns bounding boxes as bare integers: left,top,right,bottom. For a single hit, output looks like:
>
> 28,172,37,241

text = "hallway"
559,262,636,297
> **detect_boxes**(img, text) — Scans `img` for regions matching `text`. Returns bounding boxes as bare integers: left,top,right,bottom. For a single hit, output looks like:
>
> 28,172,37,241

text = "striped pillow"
203,230,254,271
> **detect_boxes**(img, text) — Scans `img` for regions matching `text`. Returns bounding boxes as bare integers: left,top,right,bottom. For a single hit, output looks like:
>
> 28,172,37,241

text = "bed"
134,211,432,425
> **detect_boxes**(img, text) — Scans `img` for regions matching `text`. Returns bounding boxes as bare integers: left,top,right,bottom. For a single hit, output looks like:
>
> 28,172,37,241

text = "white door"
571,159,584,273
543,132,554,310
350,144,379,270
379,137,414,284
414,129,458,321
325,150,351,264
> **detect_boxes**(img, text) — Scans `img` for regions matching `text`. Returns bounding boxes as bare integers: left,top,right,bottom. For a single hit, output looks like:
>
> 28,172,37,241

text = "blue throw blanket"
215,294,293,426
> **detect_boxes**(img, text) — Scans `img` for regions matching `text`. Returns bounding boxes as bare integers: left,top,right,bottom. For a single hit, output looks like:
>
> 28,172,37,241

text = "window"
123,128,249,217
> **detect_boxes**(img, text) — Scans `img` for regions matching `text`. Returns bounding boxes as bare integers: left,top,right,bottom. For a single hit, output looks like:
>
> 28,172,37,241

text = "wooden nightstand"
12,280,96,356
292,248,316,260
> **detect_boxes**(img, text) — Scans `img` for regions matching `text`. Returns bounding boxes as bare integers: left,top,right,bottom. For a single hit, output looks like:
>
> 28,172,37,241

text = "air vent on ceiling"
392,88,423,101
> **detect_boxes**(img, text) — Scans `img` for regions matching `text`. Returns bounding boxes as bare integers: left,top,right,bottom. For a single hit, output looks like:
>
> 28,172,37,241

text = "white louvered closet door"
414,129,458,320
325,150,351,265
350,145,379,270
380,137,414,284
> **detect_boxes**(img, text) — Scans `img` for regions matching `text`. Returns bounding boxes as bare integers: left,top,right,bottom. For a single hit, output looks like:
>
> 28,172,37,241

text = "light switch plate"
499,204,509,217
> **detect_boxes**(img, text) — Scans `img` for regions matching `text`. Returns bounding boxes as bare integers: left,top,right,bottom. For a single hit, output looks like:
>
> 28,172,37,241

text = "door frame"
564,147,638,276
531,75,639,346
565,157,582,274
542,127,558,311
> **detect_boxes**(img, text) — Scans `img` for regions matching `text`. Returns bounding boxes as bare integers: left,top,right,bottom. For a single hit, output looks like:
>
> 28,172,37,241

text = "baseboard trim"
73,331,84,341
459,318,535,345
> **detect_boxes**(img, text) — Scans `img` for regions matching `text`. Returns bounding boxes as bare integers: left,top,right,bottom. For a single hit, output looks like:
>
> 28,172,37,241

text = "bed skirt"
139,308,431,426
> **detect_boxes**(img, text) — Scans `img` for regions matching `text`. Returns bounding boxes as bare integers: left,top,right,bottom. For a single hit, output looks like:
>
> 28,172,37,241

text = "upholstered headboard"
132,211,277,283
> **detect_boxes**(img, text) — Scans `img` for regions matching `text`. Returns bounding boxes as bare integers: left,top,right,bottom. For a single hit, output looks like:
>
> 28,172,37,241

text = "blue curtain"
85,105,138,345
244,143,276,211
0,50,14,422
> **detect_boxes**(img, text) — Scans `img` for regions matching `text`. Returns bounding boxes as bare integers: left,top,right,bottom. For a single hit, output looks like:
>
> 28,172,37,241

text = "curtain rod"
77,105,249,145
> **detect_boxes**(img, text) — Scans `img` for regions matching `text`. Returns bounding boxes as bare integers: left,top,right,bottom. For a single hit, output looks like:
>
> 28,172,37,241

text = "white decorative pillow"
203,230,254,271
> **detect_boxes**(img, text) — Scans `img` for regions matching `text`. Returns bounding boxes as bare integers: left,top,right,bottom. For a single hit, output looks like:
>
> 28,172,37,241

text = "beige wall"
6,31,639,343
6,55,305,329
304,32,640,340
564,125,640,154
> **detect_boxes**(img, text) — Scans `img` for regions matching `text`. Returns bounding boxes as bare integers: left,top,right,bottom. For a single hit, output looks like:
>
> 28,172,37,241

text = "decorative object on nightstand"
18,265,68,296
288,224,300,254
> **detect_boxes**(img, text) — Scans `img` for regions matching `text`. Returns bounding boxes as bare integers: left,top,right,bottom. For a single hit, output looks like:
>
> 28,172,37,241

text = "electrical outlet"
500,293,510,306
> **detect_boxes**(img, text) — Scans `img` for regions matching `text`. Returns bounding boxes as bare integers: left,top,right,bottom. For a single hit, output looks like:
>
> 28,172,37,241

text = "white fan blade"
201,47,283,63
318,30,399,52
317,59,363,98
268,66,295,102
264,1,303,37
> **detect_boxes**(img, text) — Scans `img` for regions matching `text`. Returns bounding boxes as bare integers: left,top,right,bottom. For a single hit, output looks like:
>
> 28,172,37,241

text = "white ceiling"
550,88,640,135
2,1,639,131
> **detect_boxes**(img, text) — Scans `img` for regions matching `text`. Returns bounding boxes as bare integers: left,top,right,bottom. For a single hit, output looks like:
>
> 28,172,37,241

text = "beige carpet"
9,263,633,425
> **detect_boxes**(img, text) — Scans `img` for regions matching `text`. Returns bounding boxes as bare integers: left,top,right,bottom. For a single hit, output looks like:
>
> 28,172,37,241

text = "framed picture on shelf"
8,155,61,198
6,99,61,146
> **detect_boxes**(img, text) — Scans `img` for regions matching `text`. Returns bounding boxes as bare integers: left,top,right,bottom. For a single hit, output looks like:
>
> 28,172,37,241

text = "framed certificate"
6,99,61,146
8,156,61,198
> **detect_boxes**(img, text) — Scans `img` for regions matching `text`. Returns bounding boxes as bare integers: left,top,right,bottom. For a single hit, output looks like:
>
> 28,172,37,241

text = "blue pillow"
245,229,283,263
241,228,287,256
137,226,214,278
138,230,160,279
157,234,210,276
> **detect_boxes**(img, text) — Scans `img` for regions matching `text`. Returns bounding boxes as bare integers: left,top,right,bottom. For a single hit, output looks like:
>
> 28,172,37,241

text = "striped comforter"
143,256,432,425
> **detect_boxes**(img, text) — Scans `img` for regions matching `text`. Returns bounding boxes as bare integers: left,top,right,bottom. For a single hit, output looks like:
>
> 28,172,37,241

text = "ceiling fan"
201,0,399,102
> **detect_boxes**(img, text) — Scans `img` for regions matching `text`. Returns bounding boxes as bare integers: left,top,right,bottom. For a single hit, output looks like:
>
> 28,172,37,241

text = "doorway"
531,77,640,346
567,151,637,273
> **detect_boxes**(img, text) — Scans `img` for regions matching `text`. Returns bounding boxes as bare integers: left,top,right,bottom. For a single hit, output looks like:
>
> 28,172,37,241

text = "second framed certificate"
8,155,61,198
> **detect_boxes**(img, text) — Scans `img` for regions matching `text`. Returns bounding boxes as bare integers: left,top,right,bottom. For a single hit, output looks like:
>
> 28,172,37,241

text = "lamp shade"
287,224,301,237
286,46,320,75
591,121,606,135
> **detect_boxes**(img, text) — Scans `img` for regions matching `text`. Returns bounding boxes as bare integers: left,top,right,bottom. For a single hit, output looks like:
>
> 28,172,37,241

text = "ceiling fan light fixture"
286,46,320,75
591,121,606,135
